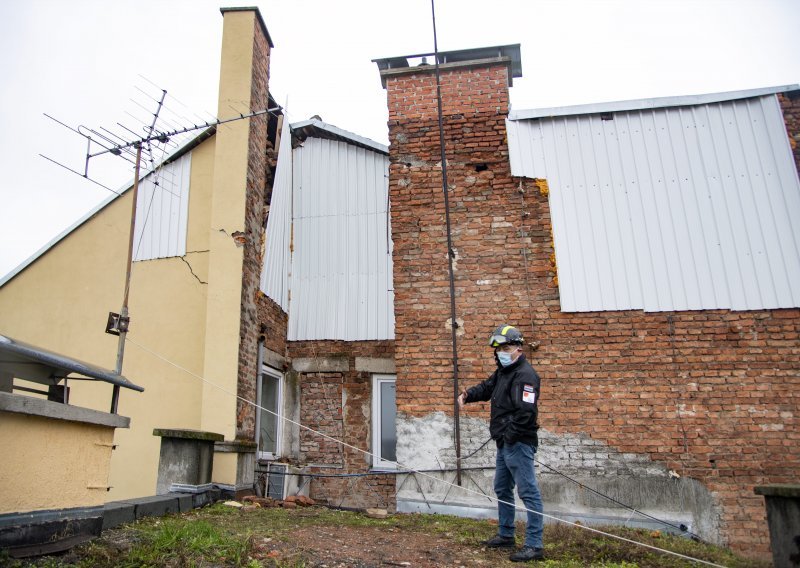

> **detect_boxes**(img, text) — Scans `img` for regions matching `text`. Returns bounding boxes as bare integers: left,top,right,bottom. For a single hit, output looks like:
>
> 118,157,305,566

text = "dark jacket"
464,353,540,447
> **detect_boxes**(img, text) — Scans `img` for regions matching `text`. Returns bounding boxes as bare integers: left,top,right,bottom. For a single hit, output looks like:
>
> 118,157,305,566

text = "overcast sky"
0,0,798,279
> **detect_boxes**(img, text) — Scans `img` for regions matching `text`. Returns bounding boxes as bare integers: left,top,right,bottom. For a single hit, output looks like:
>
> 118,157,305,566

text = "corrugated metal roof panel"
288,137,394,340
509,84,800,120
507,94,800,312
261,116,292,310
132,153,192,261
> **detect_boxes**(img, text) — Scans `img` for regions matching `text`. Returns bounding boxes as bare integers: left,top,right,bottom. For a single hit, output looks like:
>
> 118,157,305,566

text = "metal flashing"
0,334,144,392
372,43,522,80
509,84,800,121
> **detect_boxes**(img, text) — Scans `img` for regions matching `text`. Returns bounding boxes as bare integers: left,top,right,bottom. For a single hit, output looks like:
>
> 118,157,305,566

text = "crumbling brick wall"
288,340,396,510
236,14,273,440
385,61,800,554
780,92,800,173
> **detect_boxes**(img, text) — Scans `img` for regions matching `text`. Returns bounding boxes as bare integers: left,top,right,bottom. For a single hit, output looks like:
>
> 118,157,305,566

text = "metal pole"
430,0,462,486
111,142,143,413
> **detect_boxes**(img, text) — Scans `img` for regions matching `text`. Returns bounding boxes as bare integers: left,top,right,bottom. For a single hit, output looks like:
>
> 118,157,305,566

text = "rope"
124,336,729,567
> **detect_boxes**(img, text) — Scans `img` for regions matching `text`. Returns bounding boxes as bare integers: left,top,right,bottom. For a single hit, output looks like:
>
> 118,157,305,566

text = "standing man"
458,324,544,562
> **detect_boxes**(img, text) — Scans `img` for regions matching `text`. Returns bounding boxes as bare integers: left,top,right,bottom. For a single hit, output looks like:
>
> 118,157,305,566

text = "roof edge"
0,127,216,289
509,84,800,121
290,119,389,154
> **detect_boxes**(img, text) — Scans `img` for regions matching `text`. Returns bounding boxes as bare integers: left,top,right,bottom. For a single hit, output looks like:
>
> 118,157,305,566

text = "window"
256,366,283,460
371,374,397,469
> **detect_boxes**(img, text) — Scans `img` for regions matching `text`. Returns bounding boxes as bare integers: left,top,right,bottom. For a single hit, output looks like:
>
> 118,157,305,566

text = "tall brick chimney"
202,6,274,494
374,45,523,419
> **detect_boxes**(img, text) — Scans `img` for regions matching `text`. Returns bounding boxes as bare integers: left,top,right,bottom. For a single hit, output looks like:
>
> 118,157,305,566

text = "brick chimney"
373,45,523,417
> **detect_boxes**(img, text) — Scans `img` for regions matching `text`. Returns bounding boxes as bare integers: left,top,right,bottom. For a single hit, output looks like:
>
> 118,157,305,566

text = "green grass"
7,504,768,568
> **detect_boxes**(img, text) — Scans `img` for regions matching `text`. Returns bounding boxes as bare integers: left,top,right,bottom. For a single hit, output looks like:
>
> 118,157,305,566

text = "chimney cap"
220,6,274,48
372,44,522,87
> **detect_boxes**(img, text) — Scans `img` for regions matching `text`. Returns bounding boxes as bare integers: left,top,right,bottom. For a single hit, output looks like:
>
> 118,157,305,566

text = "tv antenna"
41,80,281,412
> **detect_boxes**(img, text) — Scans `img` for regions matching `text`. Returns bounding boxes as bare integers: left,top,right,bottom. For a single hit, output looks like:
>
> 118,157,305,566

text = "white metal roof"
288,136,394,340
260,116,292,310
507,90,800,312
509,85,800,120
260,119,394,341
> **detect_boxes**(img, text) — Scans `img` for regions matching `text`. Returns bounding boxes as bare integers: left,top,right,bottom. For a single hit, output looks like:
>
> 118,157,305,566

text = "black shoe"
483,534,516,548
509,546,545,562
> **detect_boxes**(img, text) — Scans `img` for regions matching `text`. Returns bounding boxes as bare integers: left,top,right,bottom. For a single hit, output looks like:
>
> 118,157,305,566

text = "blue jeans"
494,441,544,548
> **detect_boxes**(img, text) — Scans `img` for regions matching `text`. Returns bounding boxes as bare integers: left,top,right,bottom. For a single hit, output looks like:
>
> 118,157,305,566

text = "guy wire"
429,0,463,488
124,335,727,568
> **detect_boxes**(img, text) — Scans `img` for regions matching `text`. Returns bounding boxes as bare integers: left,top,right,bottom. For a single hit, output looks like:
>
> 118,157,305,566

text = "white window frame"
256,365,283,460
371,374,397,470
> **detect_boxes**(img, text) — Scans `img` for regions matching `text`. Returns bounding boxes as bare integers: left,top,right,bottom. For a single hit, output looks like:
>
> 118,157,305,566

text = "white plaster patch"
395,412,722,542
445,317,465,337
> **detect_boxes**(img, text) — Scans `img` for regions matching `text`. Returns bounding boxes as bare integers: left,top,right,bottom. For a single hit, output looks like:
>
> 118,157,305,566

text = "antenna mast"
41,81,282,413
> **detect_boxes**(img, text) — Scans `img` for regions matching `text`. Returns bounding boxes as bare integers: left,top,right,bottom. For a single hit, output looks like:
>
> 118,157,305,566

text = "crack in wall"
179,255,208,285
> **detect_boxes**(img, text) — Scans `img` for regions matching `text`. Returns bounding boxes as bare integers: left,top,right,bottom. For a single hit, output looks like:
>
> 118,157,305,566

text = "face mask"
497,349,517,367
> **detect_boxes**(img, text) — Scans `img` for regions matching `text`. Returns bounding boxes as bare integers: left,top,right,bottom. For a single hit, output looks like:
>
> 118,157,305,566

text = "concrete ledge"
0,392,129,429
215,440,258,453
170,483,215,494
262,347,286,370
355,357,396,373
292,357,349,373
167,492,194,513
102,502,135,530
112,495,181,520
153,428,224,442
103,489,220,530
378,56,515,86
755,484,800,498
192,488,221,509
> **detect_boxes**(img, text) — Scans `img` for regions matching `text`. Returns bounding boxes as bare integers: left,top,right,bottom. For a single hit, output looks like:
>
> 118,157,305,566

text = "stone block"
102,501,135,530
166,492,194,513
129,495,181,519
192,488,220,509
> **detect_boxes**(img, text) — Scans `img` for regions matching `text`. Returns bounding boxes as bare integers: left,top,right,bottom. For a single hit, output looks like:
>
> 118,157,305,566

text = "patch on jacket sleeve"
522,384,536,404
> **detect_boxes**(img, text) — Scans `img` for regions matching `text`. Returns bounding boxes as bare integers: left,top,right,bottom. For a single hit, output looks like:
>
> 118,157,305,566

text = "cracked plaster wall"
396,413,721,541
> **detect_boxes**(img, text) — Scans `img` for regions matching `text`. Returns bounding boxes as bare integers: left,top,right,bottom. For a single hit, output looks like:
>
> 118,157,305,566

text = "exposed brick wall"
780,92,800,173
385,62,800,554
236,15,273,440
256,292,288,358
288,340,396,510
299,372,345,465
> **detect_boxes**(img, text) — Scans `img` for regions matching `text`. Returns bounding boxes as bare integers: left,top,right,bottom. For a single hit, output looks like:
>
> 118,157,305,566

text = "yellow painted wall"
0,136,217,501
0,412,115,513
0,9,261,502
201,10,257,440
